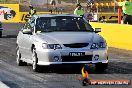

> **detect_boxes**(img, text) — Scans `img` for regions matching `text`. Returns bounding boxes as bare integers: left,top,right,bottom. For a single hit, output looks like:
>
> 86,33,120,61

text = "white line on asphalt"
0,81,10,88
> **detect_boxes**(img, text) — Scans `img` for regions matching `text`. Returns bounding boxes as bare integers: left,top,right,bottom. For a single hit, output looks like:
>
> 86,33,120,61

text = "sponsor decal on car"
0,6,16,21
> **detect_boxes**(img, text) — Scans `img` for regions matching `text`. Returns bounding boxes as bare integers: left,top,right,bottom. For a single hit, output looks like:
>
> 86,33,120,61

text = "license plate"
69,52,85,56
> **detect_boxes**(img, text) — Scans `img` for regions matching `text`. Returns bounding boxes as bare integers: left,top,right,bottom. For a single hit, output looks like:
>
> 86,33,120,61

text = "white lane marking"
0,81,10,88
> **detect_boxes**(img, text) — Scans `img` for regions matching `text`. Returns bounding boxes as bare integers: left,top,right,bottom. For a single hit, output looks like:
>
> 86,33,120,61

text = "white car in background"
16,14,108,72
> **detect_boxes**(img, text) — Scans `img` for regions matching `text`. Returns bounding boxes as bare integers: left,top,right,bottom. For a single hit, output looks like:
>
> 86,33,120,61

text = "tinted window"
35,16,93,32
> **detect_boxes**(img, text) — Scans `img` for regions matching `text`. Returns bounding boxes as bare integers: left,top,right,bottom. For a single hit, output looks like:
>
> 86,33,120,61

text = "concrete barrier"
90,22,132,50
0,4,124,23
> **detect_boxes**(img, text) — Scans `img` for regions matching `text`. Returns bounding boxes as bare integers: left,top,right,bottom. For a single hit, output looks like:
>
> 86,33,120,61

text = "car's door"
24,18,36,60
19,21,35,60
18,22,28,59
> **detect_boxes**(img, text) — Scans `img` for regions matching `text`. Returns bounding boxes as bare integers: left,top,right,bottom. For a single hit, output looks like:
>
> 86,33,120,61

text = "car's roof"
33,14,81,18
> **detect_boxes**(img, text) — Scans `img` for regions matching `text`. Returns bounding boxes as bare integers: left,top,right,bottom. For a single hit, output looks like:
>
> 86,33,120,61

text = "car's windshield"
36,16,93,32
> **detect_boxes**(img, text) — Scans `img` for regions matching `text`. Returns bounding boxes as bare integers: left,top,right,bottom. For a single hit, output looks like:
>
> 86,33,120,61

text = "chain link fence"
1,0,131,12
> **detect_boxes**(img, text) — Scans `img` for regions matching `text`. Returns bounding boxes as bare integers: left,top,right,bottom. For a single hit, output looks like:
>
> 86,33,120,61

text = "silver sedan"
16,14,108,72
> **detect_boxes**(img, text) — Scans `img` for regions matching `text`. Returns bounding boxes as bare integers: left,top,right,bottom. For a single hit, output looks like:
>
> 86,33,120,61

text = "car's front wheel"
32,48,40,72
95,63,108,72
0,30,2,38
16,47,25,66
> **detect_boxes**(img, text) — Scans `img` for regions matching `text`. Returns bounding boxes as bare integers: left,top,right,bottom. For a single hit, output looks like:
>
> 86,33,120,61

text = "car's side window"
35,18,49,33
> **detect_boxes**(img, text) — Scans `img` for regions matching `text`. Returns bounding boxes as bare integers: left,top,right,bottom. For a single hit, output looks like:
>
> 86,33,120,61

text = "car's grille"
61,55,93,62
63,43,89,48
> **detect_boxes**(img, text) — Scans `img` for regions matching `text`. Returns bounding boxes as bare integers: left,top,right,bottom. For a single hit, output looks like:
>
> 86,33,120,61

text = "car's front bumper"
37,60,108,65
36,48,108,66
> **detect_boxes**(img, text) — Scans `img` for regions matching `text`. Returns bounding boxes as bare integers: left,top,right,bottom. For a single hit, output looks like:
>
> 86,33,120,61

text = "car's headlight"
91,43,99,49
42,43,62,49
54,44,62,49
99,42,106,48
91,42,106,49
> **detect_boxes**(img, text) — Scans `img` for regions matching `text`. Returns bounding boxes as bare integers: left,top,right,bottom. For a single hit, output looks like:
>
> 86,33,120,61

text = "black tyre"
16,46,25,66
32,48,40,72
95,63,108,72
0,31,2,38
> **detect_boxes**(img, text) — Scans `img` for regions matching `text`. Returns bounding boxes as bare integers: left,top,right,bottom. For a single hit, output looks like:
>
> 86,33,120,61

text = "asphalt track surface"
0,23,132,88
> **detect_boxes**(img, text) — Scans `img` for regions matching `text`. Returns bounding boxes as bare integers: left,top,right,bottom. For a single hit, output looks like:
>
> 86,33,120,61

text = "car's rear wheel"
32,48,40,72
16,47,25,66
0,30,2,38
95,63,108,72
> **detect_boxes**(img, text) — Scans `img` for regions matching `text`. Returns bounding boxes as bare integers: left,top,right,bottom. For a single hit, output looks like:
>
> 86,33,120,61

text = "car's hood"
37,32,103,44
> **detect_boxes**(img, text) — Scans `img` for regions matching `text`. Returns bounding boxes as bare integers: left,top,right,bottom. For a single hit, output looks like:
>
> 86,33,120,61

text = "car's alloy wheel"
16,47,24,66
32,48,40,72
95,63,108,72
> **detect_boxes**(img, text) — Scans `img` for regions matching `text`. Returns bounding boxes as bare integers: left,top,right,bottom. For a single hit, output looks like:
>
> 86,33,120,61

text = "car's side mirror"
22,29,32,34
95,28,101,33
